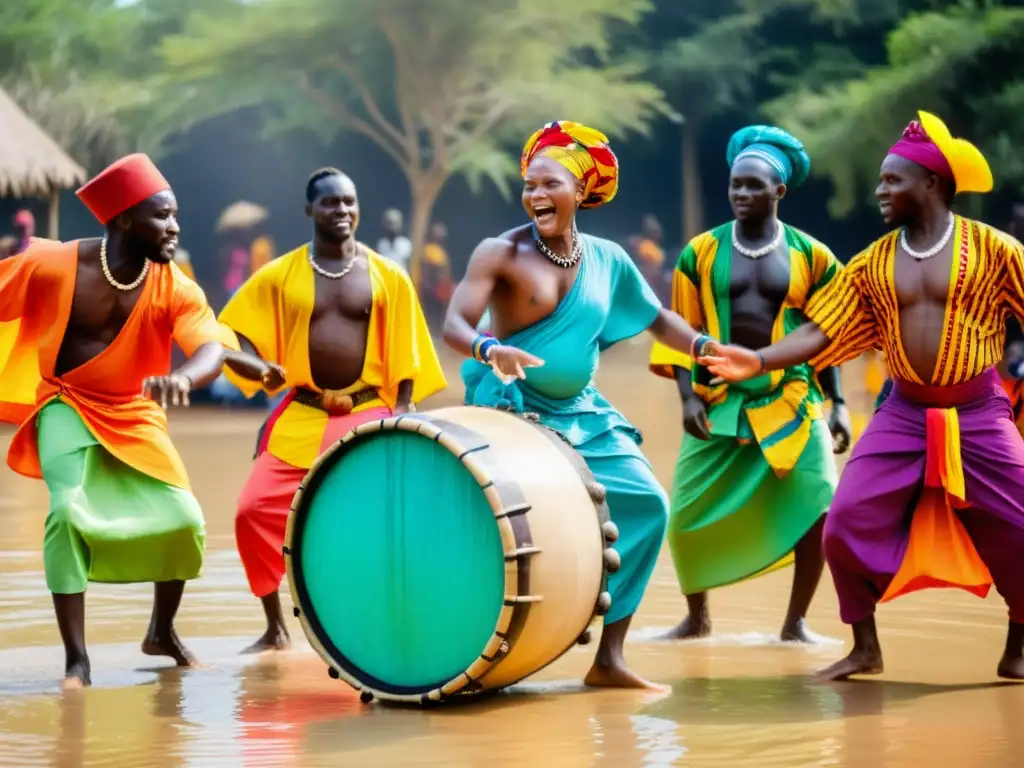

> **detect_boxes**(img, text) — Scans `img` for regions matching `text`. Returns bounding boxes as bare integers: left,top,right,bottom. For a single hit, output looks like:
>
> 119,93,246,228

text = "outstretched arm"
647,307,702,356
759,323,831,371
173,342,225,390
223,333,286,389
442,238,506,357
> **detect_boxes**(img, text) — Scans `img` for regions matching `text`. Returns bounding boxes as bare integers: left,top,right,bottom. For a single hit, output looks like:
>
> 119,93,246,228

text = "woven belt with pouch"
293,386,379,415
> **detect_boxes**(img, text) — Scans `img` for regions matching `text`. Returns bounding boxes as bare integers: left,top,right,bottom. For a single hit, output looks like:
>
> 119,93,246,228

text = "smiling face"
306,173,359,243
728,156,785,223
522,155,583,239
117,189,180,263
875,154,937,227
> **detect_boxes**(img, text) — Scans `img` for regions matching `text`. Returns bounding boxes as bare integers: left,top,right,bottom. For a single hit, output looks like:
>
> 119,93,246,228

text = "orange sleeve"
171,267,239,356
0,253,32,322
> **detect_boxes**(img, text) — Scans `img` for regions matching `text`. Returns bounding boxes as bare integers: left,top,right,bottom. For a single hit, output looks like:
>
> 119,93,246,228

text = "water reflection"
1,348,1023,767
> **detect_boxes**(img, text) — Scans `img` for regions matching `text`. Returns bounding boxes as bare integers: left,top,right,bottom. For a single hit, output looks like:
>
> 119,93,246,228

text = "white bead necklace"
308,242,358,279
534,223,583,268
732,220,783,259
900,213,955,261
100,235,150,291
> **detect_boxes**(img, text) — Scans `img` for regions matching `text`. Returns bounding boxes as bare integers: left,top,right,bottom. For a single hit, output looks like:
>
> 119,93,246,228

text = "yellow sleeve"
808,239,842,299
995,228,1024,322
804,250,878,369
171,266,240,358
649,241,702,379
217,260,284,397
377,261,447,404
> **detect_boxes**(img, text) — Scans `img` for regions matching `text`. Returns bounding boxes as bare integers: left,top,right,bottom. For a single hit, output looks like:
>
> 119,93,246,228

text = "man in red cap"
701,112,1024,683
0,153,269,688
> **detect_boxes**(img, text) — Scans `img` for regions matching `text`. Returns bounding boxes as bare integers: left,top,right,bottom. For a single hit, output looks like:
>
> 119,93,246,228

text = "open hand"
829,403,852,454
682,395,711,441
261,362,287,391
142,374,192,410
488,344,544,383
697,342,764,382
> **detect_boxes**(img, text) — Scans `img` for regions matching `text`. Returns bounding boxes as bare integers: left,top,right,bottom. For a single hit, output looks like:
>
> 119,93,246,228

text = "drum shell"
285,405,609,702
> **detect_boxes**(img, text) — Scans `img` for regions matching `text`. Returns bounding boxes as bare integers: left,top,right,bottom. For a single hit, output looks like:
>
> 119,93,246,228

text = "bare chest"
308,268,374,322
66,264,145,341
892,245,954,308
728,247,791,304
499,257,579,328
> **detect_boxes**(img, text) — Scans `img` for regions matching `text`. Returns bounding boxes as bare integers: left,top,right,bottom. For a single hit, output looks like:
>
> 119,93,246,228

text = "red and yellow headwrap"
520,121,619,208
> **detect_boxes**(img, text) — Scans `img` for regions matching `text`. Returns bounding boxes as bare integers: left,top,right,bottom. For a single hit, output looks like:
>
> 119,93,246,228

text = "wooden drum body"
284,405,619,704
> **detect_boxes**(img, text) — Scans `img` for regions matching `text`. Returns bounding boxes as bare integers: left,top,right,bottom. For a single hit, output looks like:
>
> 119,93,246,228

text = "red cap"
14,209,34,226
76,153,171,224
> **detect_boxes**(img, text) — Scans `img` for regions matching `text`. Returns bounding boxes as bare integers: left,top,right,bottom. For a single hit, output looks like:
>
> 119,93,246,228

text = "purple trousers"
825,367,1024,624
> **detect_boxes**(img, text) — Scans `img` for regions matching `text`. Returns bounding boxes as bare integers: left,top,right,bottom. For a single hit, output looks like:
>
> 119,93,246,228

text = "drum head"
293,430,505,693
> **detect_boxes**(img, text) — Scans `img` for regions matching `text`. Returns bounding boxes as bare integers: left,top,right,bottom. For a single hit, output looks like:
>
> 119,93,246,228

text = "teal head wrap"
726,125,811,187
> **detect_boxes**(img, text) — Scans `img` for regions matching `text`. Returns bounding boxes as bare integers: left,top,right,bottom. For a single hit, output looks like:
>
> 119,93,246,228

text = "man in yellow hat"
698,112,1024,683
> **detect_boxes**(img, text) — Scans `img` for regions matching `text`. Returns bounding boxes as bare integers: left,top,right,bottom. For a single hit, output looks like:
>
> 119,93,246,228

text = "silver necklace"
900,214,955,261
100,235,149,291
309,242,358,279
732,220,783,260
534,224,583,268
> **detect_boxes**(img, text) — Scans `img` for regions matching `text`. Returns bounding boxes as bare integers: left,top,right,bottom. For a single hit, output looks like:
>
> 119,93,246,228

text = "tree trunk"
681,119,705,242
407,173,444,292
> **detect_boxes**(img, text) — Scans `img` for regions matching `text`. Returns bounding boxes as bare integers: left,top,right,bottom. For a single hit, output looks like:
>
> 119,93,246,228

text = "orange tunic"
0,240,237,490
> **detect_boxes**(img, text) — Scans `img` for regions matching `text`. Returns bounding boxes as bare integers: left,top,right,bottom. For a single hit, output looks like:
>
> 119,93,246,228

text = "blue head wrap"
726,125,811,187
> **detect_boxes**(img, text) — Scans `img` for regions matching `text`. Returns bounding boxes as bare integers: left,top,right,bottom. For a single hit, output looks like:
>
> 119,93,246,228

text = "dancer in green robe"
649,125,852,642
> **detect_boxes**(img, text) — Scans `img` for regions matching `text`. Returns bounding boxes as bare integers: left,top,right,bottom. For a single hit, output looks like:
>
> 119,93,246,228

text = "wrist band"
472,334,498,363
756,352,767,374
690,334,711,359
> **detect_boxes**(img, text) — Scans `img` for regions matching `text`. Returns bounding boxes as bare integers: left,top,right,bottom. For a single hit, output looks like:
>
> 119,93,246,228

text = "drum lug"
576,629,592,646
594,591,612,616
292,606,301,618
587,481,607,505
504,594,544,604
504,546,541,559
601,520,619,544
602,547,621,573
327,666,340,680
360,690,374,704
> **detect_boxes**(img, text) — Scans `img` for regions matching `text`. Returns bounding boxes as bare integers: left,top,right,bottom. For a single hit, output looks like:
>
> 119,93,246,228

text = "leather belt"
293,386,379,415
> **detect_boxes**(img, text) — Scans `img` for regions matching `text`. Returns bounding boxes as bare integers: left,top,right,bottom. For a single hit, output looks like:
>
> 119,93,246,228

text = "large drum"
284,405,620,704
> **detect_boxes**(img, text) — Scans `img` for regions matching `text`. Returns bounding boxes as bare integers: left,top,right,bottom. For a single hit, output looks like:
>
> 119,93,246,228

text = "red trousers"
235,406,392,598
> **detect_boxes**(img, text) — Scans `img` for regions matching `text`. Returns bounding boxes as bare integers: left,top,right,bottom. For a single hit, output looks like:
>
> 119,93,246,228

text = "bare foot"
814,649,883,682
62,657,91,689
781,618,817,644
997,654,1024,680
241,626,291,654
658,614,711,641
142,628,199,667
583,661,671,691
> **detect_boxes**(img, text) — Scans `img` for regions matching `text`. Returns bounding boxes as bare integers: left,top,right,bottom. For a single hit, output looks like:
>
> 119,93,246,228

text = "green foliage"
155,0,670,197
0,0,238,171
764,3,1024,215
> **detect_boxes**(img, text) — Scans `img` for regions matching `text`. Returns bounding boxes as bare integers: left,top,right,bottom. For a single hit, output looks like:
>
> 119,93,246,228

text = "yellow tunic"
218,244,447,469
806,217,1024,383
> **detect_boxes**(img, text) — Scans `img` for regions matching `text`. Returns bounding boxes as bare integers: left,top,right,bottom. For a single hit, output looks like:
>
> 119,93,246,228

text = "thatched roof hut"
0,86,86,238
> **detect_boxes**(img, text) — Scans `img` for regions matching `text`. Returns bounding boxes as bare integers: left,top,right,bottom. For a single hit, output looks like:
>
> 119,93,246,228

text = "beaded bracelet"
472,334,499,363
690,333,712,359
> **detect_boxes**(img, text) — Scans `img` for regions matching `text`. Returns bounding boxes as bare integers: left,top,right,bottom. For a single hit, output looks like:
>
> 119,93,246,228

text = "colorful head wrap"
726,125,811,187
520,121,619,208
888,111,993,194
76,153,171,225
